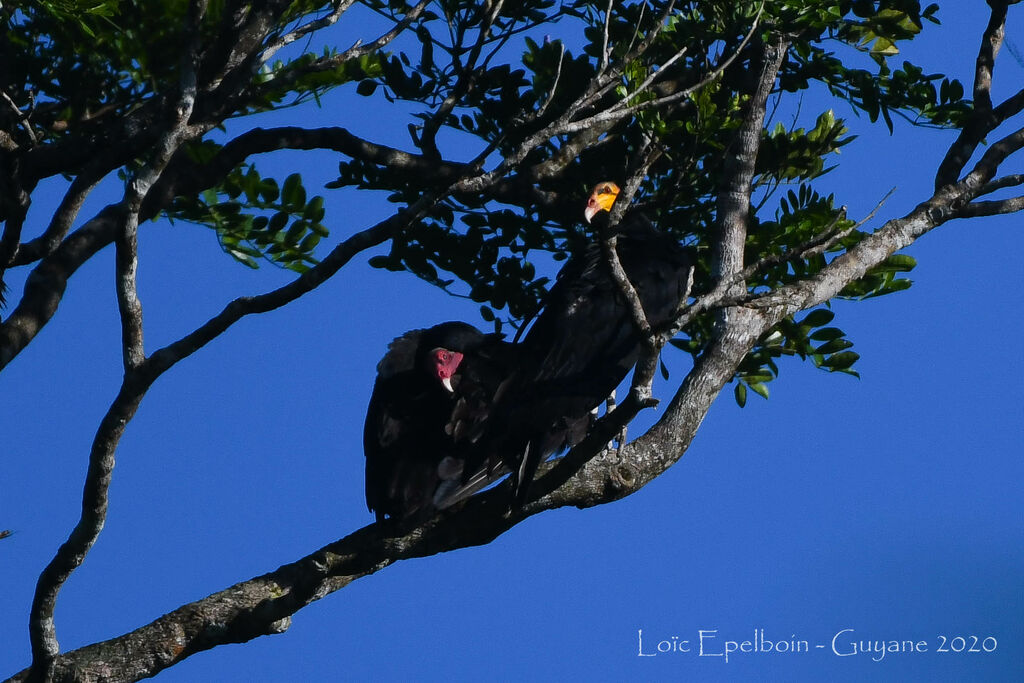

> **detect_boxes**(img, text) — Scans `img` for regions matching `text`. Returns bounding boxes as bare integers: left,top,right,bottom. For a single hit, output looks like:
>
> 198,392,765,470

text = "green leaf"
809,327,844,342
801,309,835,327
734,382,747,408
303,196,325,222
269,212,288,232
260,181,280,203
748,382,770,400
823,351,860,370
815,339,854,354
299,232,321,252
875,254,917,272
282,173,304,208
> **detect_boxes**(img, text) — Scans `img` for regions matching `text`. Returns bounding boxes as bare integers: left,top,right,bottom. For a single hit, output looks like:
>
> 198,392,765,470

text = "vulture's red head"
584,181,621,223
429,347,464,393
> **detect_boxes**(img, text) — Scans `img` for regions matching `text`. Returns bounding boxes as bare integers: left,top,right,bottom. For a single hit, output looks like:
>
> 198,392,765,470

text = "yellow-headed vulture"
363,321,513,523
495,181,695,506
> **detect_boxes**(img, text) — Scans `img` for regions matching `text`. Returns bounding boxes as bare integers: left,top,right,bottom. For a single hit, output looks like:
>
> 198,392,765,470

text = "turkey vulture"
467,181,696,507
362,321,513,523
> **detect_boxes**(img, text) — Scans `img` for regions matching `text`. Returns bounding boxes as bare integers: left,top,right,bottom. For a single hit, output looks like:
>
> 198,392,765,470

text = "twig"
599,0,614,74
536,42,566,119
148,134,501,378
1,88,37,144
260,0,354,66
559,6,765,136
419,0,506,157
338,0,431,61
598,144,663,344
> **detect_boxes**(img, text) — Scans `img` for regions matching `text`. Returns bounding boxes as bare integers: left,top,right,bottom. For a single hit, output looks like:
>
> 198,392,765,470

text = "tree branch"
599,149,661,341
27,3,210,675
934,0,1009,188
958,195,1024,217
337,0,431,62
417,0,505,158
6,294,766,683
713,35,788,285
254,0,430,99
0,208,122,371
259,0,354,66
977,173,1024,196
26,377,152,682
11,172,102,266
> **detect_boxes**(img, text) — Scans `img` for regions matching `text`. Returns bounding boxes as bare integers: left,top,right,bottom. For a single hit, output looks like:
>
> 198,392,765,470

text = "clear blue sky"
2,4,1022,681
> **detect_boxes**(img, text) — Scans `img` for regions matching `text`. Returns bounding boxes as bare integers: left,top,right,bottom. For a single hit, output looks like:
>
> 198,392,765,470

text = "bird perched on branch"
362,182,694,521
445,181,696,510
362,321,513,523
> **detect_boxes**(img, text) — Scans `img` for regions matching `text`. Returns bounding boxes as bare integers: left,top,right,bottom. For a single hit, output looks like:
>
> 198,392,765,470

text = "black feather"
491,210,694,507
363,322,513,523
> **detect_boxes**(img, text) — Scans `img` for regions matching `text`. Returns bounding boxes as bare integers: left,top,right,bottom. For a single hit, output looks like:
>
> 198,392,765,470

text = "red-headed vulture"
363,321,513,523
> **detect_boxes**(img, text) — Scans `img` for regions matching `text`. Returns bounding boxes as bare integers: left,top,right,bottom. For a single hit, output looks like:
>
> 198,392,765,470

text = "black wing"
364,328,443,523
363,323,514,523
504,213,694,504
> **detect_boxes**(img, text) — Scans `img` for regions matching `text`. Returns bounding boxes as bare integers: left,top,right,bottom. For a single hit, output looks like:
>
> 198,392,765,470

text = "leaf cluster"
1,0,966,401
166,146,328,273
322,1,950,393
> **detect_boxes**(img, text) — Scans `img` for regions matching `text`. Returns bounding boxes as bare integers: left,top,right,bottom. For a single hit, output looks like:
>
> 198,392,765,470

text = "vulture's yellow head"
583,181,621,223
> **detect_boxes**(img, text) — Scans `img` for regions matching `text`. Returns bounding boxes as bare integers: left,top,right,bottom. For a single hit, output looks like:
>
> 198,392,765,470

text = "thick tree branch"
0,208,121,370
713,35,788,285
6,296,764,683
961,123,1024,189
26,377,152,683
5,167,989,680
114,219,145,370
8,6,1023,680
977,173,1024,196
958,195,1024,216
934,0,1009,188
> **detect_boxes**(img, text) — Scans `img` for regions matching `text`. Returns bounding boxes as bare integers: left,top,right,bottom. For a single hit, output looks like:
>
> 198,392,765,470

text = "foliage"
337,0,947,399
7,1,1021,678
166,149,329,273
1,0,964,401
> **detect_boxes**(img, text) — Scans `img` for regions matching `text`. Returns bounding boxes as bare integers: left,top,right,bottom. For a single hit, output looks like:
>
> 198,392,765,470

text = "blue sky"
1,3,1022,681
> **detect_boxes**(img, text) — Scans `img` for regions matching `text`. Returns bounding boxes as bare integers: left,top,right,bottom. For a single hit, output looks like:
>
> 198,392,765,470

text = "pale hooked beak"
441,376,454,393
584,204,600,223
